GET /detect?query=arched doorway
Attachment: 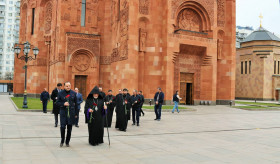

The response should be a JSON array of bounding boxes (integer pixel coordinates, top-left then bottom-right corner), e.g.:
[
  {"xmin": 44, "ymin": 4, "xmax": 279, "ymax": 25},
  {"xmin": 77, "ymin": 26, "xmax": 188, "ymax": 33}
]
[{"xmin": 69, "ymin": 49, "xmax": 99, "ymax": 99}]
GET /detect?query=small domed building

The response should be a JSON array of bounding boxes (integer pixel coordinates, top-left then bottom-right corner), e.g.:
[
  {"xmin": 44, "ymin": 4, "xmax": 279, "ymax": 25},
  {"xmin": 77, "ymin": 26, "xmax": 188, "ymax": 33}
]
[{"xmin": 236, "ymin": 26, "xmax": 280, "ymax": 100}]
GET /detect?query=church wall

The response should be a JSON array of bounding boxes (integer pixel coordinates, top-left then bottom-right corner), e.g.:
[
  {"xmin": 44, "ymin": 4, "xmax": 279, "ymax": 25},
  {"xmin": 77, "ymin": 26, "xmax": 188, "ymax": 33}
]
[{"xmin": 15, "ymin": 0, "xmax": 236, "ymax": 105}]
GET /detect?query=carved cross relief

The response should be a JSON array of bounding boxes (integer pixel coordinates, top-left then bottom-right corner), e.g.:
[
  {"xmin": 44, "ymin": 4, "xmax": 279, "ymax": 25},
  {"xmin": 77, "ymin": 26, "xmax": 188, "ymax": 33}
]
[{"xmin": 177, "ymin": 9, "xmax": 202, "ymax": 32}]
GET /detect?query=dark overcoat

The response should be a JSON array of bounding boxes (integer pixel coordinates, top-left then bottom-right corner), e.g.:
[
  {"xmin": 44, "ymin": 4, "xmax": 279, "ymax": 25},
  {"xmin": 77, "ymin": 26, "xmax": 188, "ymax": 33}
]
[
  {"xmin": 51, "ymin": 88, "xmax": 60, "ymax": 114},
  {"xmin": 56, "ymin": 89, "xmax": 79, "ymax": 127}
]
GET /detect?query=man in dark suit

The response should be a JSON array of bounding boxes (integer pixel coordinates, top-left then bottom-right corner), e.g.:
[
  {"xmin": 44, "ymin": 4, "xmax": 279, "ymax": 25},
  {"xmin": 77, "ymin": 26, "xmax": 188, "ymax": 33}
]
[
  {"xmin": 74, "ymin": 87, "xmax": 83, "ymax": 127},
  {"xmin": 56, "ymin": 82, "xmax": 78, "ymax": 147},
  {"xmin": 40, "ymin": 88, "xmax": 50, "ymax": 113},
  {"xmin": 154, "ymin": 87, "xmax": 164, "ymax": 121},
  {"xmin": 51, "ymin": 83, "xmax": 62, "ymax": 127},
  {"xmin": 131, "ymin": 89, "xmax": 141, "ymax": 126}
]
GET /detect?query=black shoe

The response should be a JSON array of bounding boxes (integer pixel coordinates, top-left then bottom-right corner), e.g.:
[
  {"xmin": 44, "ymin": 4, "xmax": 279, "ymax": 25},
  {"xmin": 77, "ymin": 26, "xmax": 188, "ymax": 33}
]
[
  {"xmin": 137, "ymin": 123, "xmax": 139, "ymax": 126},
  {"xmin": 132, "ymin": 123, "xmax": 135, "ymax": 125},
  {"xmin": 60, "ymin": 143, "xmax": 63, "ymax": 147},
  {"xmin": 75, "ymin": 125, "xmax": 79, "ymax": 128},
  {"xmin": 154, "ymin": 118, "xmax": 158, "ymax": 120},
  {"xmin": 54, "ymin": 124, "xmax": 57, "ymax": 127},
  {"xmin": 66, "ymin": 144, "xmax": 69, "ymax": 147},
  {"xmin": 143, "ymin": 113, "xmax": 145, "ymax": 116}
]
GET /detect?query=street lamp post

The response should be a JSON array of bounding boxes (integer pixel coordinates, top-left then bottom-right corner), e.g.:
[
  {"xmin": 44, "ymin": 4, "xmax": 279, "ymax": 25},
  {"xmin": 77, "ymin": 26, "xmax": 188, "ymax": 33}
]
[{"xmin": 14, "ymin": 41, "xmax": 39, "ymax": 108}]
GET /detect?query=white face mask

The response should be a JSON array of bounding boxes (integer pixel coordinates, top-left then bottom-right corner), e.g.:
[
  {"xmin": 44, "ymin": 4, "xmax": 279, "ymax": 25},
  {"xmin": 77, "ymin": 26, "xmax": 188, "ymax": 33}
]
[{"xmin": 94, "ymin": 96, "xmax": 98, "ymax": 99}]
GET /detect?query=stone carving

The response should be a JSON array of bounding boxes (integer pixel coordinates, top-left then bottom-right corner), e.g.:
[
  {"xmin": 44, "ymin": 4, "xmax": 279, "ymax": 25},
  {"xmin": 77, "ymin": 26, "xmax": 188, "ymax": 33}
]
[
  {"xmin": 44, "ymin": 2, "xmax": 52, "ymax": 34},
  {"xmin": 139, "ymin": 28, "xmax": 147, "ymax": 52},
  {"xmin": 111, "ymin": 48, "xmax": 119, "ymax": 63},
  {"xmin": 139, "ymin": 0, "xmax": 149, "ymax": 15},
  {"xmin": 172, "ymin": 0, "xmax": 213, "ymax": 24},
  {"xmin": 66, "ymin": 33, "xmax": 100, "ymax": 57},
  {"xmin": 177, "ymin": 9, "xmax": 201, "ymax": 32},
  {"xmin": 73, "ymin": 54, "xmax": 91, "ymax": 72},
  {"xmin": 100, "ymin": 56, "xmax": 111, "ymax": 65},
  {"xmin": 119, "ymin": 0, "xmax": 129, "ymax": 59},
  {"xmin": 217, "ymin": 0, "xmax": 225, "ymax": 27}
]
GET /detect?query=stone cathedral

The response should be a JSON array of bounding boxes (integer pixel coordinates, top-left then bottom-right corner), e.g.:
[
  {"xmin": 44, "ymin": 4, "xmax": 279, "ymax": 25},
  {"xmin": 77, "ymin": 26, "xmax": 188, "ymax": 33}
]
[{"xmin": 14, "ymin": 0, "xmax": 236, "ymax": 105}]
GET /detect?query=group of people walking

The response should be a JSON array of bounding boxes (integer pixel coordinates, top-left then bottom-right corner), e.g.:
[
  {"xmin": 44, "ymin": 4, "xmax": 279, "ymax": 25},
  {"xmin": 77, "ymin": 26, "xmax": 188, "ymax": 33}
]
[
  {"xmin": 40, "ymin": 82, "xmax": 188, "ymax": 147},
  {"xmin": 43, "ymin": 82, "xmax": 149, "ymax": 147}
]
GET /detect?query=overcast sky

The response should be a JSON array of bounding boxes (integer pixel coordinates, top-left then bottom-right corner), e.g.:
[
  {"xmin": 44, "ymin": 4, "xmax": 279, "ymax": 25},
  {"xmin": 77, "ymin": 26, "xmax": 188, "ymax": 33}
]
[{"xmin": 236, "ymin": 0, "xmax": 280, "ymax": 34}]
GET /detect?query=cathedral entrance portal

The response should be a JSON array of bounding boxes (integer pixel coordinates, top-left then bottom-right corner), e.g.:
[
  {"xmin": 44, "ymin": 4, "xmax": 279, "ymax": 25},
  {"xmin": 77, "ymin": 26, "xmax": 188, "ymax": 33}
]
[{"xmin": 180, "ymin": 73, "xmax": 194, "ymax": 105}]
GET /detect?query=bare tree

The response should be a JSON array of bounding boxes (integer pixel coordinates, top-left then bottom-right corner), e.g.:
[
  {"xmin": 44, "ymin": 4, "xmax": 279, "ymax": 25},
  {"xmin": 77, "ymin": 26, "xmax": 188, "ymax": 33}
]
[{"xmin": 4, "ymin": 72, "xmax": 13, "ymax": 80}]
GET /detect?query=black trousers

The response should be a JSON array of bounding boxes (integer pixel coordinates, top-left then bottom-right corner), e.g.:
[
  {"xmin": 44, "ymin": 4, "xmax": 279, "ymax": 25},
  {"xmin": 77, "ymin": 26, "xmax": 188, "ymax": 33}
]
[
  {"xmin": 54, "ymin": 113, "xmax": 59, "ymax": 125},
  {"xmin": 132, "ymin": 107, "xmax": 140, "ymax": 124},
  {"xmin": 75, "ymin": 110, "xmax": 80, "ymax": 125},
  {"xmin": 60, "ymin": 125, "xmax": 72, "ymax": 144},
  {"xmin": 42, "ymin": 101, "xmax": 48, "ymax": 112},
  {"xmin": 140, "ymin": 105, "xmax": 144, "ymax": 115}
]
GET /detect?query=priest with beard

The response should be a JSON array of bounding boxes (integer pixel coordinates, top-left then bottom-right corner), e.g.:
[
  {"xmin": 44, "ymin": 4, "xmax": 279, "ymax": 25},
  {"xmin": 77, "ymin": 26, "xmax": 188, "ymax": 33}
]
[
  {"xmin": 104, "ymin": 90, "xmax": 116, "ymax": 128},
  {"xmin": 115, "ymin": 88, "xmax": 131, "ymax": 132},
  {"xmin": 84, "ymin": 86, "xmax": 107, "ymax": 146}
]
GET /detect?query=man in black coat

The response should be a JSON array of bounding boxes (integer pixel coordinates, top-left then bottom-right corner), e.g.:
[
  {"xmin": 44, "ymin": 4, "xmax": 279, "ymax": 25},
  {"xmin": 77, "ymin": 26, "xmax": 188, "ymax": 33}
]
[
  {"xmin": 131, "ymin": 89, "xmax": 141, "ymax": 126},
  {"xmin": 56, "ymin": 82, "xmax": 78, "ymax": 147},
  {"xmin": 154, "ymin": 87, "xmax": 164, "ymax": 121},
  {"xmin": 115, "ymin": 89, "xmax": 122, "ymax": 129},
  {"xmin": 104, "ymin": 90, "xmax": 116, "ymax": 128},
  {"xmin": 99, "ymin": 87, "xmax": 106, "ymax": 100},
  {"xmin": 51, "ymin": 83, "xmax": 62, "ymax": 127},
  {"xmin": 115, "ymin": 88, "xmax": 131, "ymax": 132},
  {"xmin": 138, "ymin": 91, "xmax": 145, "ymax": 116},
  {"xmin": 40, "ymin": 88, "xmax": 50, "ymax": 113}
]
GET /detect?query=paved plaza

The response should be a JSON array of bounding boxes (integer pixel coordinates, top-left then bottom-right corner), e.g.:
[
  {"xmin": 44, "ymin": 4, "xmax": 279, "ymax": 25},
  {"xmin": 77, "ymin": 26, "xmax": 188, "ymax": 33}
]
[{"xmin": 1, "ymin": 95, "xmax": 280, "ymax": 164}]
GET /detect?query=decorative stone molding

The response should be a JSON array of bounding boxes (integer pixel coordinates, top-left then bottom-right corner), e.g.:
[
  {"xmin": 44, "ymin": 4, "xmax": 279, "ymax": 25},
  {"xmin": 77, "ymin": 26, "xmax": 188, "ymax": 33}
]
[{"xmin": 139, "ymin": 0, "xmax": 149, "ymax": 15}]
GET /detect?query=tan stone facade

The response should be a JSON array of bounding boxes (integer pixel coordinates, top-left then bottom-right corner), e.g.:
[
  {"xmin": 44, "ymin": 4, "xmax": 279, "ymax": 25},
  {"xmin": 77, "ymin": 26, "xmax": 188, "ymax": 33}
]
[
  {"xmin": 14, "ymin": 0, "xmax": 236, "ymax": 105},
  {"xmin": 236, "ymin": 38, "xmax": 280, "ymax": 100}
]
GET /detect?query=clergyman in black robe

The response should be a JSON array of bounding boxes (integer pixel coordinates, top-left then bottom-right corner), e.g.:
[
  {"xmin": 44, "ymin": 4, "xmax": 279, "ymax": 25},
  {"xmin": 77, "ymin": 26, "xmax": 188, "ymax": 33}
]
[
  {"xmin": 115, "ymin": 88, "xmax": 131, "ymax": 132},
  {"xmin": 104, "ymin": 90, "xmax": 116, "ymax": 128},
  {"xmin": 84, "ymin": 86, "xmax": 107, "ymax": 146}
]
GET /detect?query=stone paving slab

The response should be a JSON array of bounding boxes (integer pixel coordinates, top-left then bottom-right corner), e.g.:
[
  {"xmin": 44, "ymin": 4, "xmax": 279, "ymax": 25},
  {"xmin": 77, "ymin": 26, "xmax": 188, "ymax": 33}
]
[{"xmin": 1, "ymin": 95, "xmax": 280, "ymax": 163}]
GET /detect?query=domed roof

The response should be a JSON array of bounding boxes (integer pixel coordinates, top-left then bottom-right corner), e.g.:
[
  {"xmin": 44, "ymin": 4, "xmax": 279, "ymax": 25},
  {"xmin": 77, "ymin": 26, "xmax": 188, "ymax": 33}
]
[{"xmin": 242, "ymin": 26, "xmax": 280, "ymax": 43}]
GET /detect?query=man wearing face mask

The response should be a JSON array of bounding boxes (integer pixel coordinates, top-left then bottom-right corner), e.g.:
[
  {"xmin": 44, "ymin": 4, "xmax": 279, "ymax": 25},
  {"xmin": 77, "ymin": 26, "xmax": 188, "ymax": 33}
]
[
  {"xmin": 56, "ymin": 82, "xmax": 78, "ymax": 147},
  {"xmin": 84, "ymin": 86, "xmax": 107, "ymax": 146},
  {"xmin": 115, "ymin": 88, "xmax": 131, "ymax": 132}
]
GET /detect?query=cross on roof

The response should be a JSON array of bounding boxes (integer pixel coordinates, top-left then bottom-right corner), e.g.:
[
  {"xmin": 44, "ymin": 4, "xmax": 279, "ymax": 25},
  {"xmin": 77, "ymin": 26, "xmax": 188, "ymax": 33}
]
[{"xmin": 259, "ymin": 13, "xmax": 263, "ymax": 27}]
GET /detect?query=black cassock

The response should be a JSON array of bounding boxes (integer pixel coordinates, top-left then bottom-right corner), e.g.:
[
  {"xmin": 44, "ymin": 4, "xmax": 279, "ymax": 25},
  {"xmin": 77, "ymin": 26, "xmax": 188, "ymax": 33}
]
[
  {"xmin": 84, "ymin": 96, "xmax": 105, "ymax": 145},
  {"xmin": 115, "ymin": 93, "xmax": 131, "ymax": 131},
  {"xmin": 104, "ymin": 95, "xmax": 116, "ymax": 127}
]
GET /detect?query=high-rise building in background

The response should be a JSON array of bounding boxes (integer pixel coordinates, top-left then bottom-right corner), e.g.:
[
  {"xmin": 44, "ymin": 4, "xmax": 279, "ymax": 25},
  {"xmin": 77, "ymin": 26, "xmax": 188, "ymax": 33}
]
[{"xmin": 0, "ymin": 0, "xmax": 20, "ymax": 80}]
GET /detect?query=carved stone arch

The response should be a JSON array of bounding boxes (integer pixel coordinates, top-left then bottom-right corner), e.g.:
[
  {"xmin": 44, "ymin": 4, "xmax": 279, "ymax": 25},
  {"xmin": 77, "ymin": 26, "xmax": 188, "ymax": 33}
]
[
  {"xmin": 138, "ymin": 17, "xmax": 149, "ymax": 52},
  {"xmin": 69, "ymin": 49, "xmax": 98, "ymax": 72},
  {"xmin": 175, "ymin": 1, "xmax": 211, "ymax": 32}
]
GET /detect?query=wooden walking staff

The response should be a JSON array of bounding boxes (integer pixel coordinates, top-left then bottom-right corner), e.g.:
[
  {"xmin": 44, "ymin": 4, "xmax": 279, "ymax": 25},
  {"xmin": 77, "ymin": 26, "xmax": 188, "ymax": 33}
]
[{"xmin": 104, "ymin": 102, "xmax": 110, "ymax": 146}]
